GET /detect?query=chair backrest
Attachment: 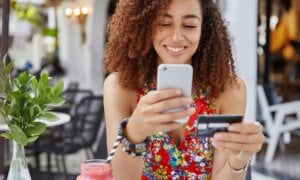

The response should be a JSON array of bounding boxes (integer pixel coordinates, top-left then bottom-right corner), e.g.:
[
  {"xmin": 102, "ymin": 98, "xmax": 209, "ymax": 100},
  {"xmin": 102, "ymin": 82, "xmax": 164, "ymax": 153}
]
[
  {"xmin": 94, "ymin": 123, "xmax": 107, "ymax": 159},
  {"xmin": 257, "ymin": 85, "xmax": 273, "ymax": 134},
  {"xmin": 61, "ymin": 82, "xmax": 79, "ymax": 104},
  {"xmin": 74, "ymin": 96, "xmax": 104, "ymax": 148},
  {"xmin": 68, "ymin": 90, "xmax": 93, "ymax": 116}
]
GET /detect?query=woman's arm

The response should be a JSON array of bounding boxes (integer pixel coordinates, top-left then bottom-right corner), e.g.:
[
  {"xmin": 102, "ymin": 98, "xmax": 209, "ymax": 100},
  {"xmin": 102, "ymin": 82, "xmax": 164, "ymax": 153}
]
[
  {"xmin": 212, "ymin": 78, "xmax": 265, "ymax": 180},
  {"xmin": 104, "ymin": 73, "xmax": 143, "ymax": 179}
]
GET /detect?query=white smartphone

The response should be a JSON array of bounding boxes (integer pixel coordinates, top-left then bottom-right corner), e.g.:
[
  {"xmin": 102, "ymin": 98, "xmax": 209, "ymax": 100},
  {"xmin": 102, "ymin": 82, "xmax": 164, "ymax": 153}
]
[{"xmin": 157, "ymin": 64, "xmax": 193, "ymax": 123}]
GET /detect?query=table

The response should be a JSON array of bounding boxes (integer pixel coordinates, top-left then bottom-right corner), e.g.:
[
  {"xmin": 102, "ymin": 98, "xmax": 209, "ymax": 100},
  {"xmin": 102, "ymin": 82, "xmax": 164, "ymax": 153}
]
[{"xmin": 0, "ymin": 112, "xmax": 71, "ymax": 131}]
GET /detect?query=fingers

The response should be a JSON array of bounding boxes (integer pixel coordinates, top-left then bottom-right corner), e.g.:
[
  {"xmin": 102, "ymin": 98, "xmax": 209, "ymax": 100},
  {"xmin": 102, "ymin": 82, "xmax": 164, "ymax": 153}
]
[
  {"xmin": 228, "ymin": 121, "xmax": 264, "ymax": 134},
  {"xmin": 151, "ymin": 96, "xmax": 194, "ymax": 113},
  {"xmin": 131, "ymin": 88, "xmax": 196, "ymax": 137},
  {"xmin": 212, "ymin": 138, "xmax": 261, "ymax": 152},
  {"xmin": 142, "ymin": 89, "xmax": 183, "ymax": 104},
  {"xmin": 212, "ymin": 138, "xmax": 263, "ymax": 160},
  {"xmin": 151, "ymin": 107, "xmax": 195, "ymax": 123},
  {"xmin": 213, "ymin": 132, "xmax": 264, "ymax": 144},
  {"xmin": 153, "ymin": 122, "xmax": 185, "ymax": 132},
  {"xmin": 211, "ymin": 121, "xmax": 265, "ymax": 158}
]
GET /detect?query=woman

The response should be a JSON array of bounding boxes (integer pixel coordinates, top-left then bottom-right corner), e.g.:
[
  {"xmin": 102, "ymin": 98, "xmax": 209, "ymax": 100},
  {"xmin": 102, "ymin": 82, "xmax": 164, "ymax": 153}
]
[{"xmin": 104, "ymin": 0, "xmax": 265, "ymax": 179}]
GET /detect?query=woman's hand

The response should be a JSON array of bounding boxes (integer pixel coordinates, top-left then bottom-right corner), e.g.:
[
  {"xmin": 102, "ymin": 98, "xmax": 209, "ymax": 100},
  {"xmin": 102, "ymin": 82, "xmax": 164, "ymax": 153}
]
[
  {"xmin": 126, "ymin": 88, "xmax": 195, "ymax": 143},
  {"xmin": 211, "ymin": 121, "xmax": 265, "ymax": 163}
]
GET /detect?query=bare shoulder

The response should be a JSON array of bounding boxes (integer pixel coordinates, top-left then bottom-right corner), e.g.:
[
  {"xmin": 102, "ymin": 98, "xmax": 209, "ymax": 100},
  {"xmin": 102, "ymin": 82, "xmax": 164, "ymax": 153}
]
[
  {"xmin": 103, "ymin": 73, "xmax": 136, "ymax": 115},
  {"xmin": 104, "ymin": 73, "xmax": 134, "ymax": 96},
  {"xmin": 104, "ymin": 72, "xmax": 122, "ymax": 90},
  {"xmin": 224, "ymin": 77, "xmax": 246, "ymax": 96},
  {"xmin": 215, "ymin": 77, "xmax": 247, "ymax": 114}
]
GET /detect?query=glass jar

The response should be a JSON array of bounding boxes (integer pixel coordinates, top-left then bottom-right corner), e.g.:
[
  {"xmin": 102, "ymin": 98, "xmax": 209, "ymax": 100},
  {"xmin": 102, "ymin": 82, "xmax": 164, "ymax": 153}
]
[
  {"xmin": 7, "ymin": 140, "xmax": 31, "ymax": 180},
  {"xmin": 77, "ymin": 159, "xmax": 114, "ymax": 180}
]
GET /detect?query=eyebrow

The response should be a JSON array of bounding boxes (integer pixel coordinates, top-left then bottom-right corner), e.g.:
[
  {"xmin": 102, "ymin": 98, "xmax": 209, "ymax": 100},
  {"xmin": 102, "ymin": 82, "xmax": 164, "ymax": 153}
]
[{"xmin": 164, "ymin": 14, "xmax": 201, "ymax": 20}]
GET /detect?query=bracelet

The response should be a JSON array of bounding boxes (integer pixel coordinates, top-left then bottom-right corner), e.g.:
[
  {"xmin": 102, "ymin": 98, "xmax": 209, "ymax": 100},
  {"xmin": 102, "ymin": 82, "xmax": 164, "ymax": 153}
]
[
  {"xmin": 227, "ymin": 156, "xmax": 252, "ymax": 174},
  {"xmin": 118, "ymin": 118, "xmax": 149, "ymax": 157}
]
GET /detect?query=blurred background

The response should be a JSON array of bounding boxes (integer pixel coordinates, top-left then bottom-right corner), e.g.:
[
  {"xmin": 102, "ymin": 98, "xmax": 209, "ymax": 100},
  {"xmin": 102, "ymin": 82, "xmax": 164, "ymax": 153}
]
[{"xmin": 1, "ymin": 0, "xmax": 300, "ymax": 179}]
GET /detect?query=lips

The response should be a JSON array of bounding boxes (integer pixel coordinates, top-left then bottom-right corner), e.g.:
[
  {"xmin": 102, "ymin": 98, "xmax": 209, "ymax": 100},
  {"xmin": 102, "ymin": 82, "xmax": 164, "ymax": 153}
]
[{"xmin": 165, "ymin": 46, "xmax": 186, "ymax": 56}]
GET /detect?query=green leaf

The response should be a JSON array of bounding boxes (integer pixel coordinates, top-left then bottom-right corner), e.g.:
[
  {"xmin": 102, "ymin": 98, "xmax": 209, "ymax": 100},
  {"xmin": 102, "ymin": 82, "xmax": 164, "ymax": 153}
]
[
  {"xmin": 0, "ymin": 110, "xmax": 6, "ymax": 124},
  {"xmin": 0, "ymin": 92, "xmax": 7, "ymax": 99},
  {"xmin": 28, "ymin": 106, "xmax": 35, "ymax": 119},
  {"xmin": 0, "ymin": 58, "xmax": 3, "ymax": 69},
  {"xmin": 25, "ymin": 122, "xmax": 46, "ymax": 136},
  {"xmin": 18, "ymin": 71, "xmax": 28, "ymax": 85},
  {"xmin": 37, "ymin": 112, "xmax": 58, "ymax": 122},
  {"xmin": 27, "ymin": 136, "xmax": 39, "ymax": 143},
  {"xmin": 4, "ymin": 61, "xmax": 14, "ymax": 75},
  {"xmin": 1, "ymin": 58, "xmax": 65, "ymax": 147},
  {"xmin": 47, "ymin": 97, "xmax": 65, "ymax": 106},
  {"xmin": 52, "ymin": 80, "xmax": 64, "ymax": 96},
  {"xmin": 9, "ymin": 104, "xmax": 21, "ymax": 118},
  {"xmin": 9, "ymin": 124, "xmax": 28, "ymax": 146},
  {"xmin": 24, "ymin": 74, "xmax": 36, "ymax": 91},
  {"xmin": 40, "ymin": 71, "xmax": 49, "ymax": 85},
  {"xmin": 32, "ymin": 104, "xmax": 42, "ymax": 116},
  {"xmin": 37, "ymin": 79, "xmax": 47, "ymax": 102},
  {"xmin": 0, "ymin": 79, "xmax": 5, "ymax": 92},
  {"xmin": 0, "ymin": 132, "xmax": 12, "ymax": 140},
  {"xmin": 31, "ymin": 78, "xmax": 38, "ymax": 96}
]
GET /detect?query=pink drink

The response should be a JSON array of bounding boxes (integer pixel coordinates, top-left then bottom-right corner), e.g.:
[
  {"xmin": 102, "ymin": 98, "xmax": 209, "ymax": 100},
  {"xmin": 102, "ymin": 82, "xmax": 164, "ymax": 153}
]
[{"xmin": 77, "ymin": 159, "xmax": 115, "ymax": 180}]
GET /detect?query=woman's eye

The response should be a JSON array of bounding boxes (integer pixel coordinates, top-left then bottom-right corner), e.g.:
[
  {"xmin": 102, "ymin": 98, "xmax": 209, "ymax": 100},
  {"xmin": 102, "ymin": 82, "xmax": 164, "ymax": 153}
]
[
  {"xmin": 183, "ymin": 25, "xmax": 197, "ymax": 28},
  {"xmin": 159, "ymin": 24, "xmax": 171, "ymax": 27}
]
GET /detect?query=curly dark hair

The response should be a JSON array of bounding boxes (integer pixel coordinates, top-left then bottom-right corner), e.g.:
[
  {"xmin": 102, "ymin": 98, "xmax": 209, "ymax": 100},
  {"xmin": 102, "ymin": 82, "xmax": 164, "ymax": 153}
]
[{"xmin": 104, "ymin": 0, "xmax": 238, "ymax": 95}]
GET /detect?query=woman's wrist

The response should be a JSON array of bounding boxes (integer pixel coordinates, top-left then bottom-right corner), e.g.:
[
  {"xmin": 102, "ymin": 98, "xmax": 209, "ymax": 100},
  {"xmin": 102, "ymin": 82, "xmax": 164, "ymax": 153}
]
[
  {"xmin": 118, "ymin": 118, "xmax": 149, "ymax": 157},
  {"xmin": 125, "ymin": 118, "xmax": 148, "ymax": 144},
  {"xmin": 227, "ymin": 154, "xmax": 252, "ymax": 173}
]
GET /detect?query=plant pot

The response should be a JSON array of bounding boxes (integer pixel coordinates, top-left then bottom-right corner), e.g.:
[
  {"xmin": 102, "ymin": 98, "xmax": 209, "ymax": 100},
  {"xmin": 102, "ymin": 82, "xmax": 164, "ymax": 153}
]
[{"xmin": 7, "ymin": 140, "xmax": 31, "ymax": 180}]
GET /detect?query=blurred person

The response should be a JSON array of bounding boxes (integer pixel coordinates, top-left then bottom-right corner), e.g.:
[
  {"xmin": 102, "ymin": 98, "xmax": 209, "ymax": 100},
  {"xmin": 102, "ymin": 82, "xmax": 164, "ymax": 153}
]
[{"xmin": 104, "ymin": 0, "xmax": 265, "ymax": 179}]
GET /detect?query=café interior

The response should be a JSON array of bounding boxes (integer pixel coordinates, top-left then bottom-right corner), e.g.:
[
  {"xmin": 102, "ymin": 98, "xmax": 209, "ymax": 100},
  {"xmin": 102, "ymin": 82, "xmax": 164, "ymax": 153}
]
[{"xmin": 1, "ymin": 0, "xmax": 300, "ymax": 179}]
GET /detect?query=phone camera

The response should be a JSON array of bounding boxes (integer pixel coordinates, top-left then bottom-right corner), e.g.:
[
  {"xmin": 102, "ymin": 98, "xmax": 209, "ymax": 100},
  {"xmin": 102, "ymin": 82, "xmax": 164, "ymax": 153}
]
[{"xmin": 163, "ymin": 67, "xmax": 167, "ymax": 70}]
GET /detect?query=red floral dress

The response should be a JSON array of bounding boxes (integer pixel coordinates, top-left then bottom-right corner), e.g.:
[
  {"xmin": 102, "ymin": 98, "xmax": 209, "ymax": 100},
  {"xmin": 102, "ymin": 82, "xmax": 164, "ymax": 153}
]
[{"xmin": 138, "ymin": 84, "xmax": 217, "ymax": 180}]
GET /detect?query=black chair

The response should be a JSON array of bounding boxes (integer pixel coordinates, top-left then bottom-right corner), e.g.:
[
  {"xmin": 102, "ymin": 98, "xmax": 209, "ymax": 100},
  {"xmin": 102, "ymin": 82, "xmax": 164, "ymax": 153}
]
[
  {"xmin": 36, "ymin": 95, "xmax": 104, "ymax": 177},
  {"xmin": 25, "ymin": 90, "xmax": 94, "ymax": 170},
  {"xmin": 50, "ymin": 90, "xmax": 94, "ymax": 140},
  {"xmin": 52, "ymin": 82, "xmax": 79, "ymax": 113},
  {"xmin": 94, "ymin": 123, "xmax": 107, "ymax": 159}
]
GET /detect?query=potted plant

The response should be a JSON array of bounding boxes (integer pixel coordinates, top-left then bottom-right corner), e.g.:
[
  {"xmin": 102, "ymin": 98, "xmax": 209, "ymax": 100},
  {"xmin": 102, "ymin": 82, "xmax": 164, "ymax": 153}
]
[{"xmin": 0, "ymin": 56, "xmax": 64, "ymax": 180}]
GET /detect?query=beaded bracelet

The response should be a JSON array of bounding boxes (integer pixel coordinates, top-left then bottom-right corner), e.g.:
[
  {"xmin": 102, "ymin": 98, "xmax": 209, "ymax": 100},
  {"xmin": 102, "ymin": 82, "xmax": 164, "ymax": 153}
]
[
  {"xmin": 227, "ymin": 156, "xmax": 252, "ymax": 174},
  {"xmin": 118, "ymin": 118, "xmax": 149, "ymax": 157}
]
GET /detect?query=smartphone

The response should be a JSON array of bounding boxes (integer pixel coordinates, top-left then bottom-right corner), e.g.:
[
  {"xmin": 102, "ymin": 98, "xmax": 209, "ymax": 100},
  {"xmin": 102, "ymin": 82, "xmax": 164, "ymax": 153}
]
[
  {"xmin": 197, "ymin": 114, "xmax": 243, "ymax": 137},
  {"xmin": 157, "ymin": 64, "xmax": 193, "ymax": 123}
]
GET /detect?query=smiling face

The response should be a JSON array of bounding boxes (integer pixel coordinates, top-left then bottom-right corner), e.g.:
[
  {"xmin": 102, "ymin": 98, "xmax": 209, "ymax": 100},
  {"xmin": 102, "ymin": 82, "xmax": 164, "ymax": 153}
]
[{"xmin": 152, "ymin": 0, "xmax": 202, "ymax": 65}]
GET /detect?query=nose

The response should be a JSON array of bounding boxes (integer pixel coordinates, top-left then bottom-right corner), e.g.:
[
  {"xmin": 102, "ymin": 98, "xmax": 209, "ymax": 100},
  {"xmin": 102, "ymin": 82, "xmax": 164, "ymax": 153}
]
[{"xmin": 172, "ymin": 26, "xmax": 184, "ymax": 41}]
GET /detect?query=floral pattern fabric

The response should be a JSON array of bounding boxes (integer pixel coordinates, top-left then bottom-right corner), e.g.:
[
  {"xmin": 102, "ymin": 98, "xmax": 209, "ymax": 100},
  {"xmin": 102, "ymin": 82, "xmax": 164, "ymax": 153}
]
[{"xmin": 138, "ymin": 84, "xmax": 217, "ymax": 180}]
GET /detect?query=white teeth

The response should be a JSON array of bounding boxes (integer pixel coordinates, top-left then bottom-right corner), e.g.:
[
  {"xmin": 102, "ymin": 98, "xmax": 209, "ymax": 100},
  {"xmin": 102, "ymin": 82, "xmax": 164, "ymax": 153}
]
[{"xmin": 167, "ymin": 46, "xmax": 184, "ymax": 52}]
